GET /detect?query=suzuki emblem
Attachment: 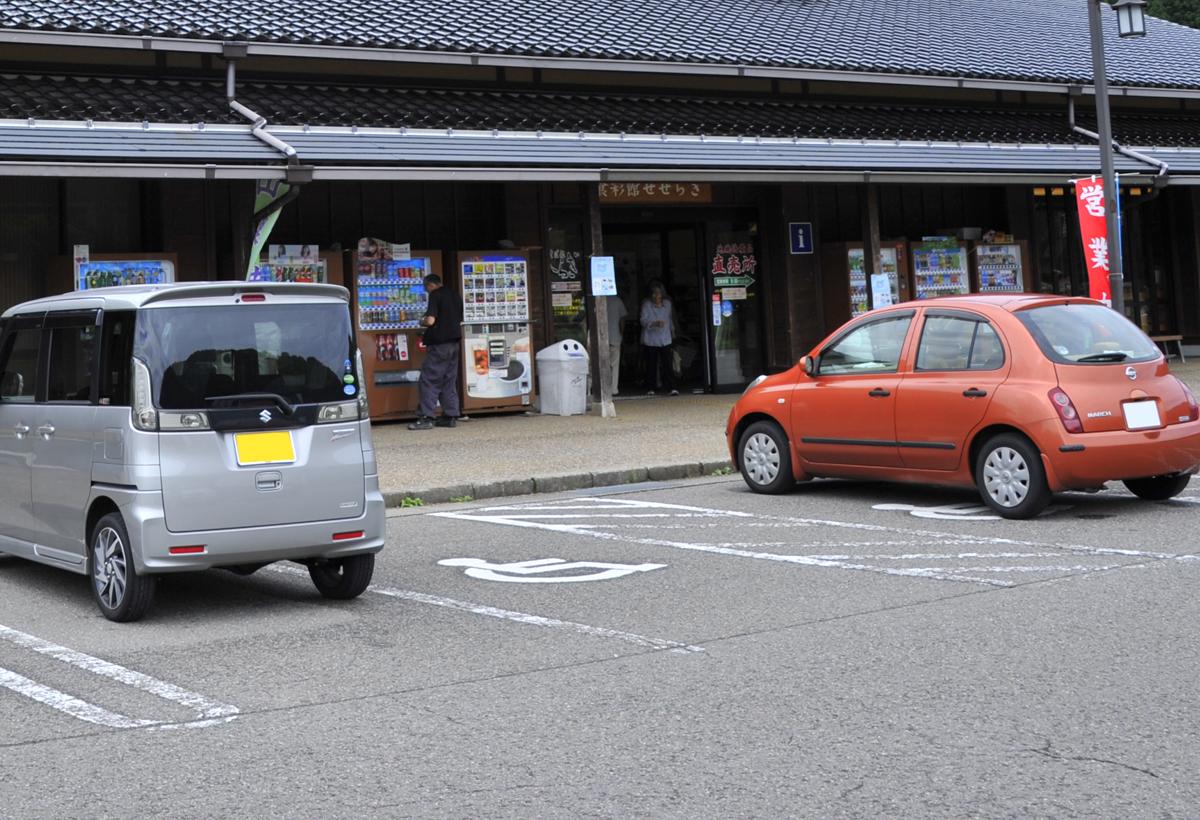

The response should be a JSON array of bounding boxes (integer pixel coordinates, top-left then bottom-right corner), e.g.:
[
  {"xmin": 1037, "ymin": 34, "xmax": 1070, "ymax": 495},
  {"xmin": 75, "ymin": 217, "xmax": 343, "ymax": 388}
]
[
  {"xmin": 259, "ymin": 409, "xmax": 272, "ymax": 423},
  {"xmin": 1125, "ymin": 366, "xmax": 1137, "ymax": 381}
]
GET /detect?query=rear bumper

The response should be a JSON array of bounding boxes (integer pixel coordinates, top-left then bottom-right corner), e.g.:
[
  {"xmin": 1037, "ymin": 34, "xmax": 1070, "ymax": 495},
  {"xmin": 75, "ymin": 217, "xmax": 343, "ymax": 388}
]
[
  {"xmin": 1034, "ymin": 418, "xmax": 1200, "ymax": 489},
  {"xmin": 107, "ymin": 476, "xmax": 386, "ymax": 574}
]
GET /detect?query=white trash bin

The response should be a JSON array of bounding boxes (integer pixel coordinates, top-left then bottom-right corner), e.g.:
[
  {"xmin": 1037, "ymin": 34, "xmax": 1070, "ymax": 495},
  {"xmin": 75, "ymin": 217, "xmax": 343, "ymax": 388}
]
[{"xmin": 536, "ymin": 340, "xmax": 589, "ymax": 415}]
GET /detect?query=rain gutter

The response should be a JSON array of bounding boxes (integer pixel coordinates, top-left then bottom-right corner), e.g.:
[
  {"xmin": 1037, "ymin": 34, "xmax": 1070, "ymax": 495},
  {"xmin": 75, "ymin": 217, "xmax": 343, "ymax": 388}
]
[{"xmin": 1068, "ymin": 87, "xmax": 1169, "ymax": 191}]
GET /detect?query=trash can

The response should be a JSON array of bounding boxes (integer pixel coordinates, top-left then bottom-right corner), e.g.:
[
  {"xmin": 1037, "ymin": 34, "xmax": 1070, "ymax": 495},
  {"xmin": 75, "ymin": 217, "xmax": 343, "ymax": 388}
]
[{"xmin": 536, "ymin": 340, "xmax": 589, "ymax": 415}]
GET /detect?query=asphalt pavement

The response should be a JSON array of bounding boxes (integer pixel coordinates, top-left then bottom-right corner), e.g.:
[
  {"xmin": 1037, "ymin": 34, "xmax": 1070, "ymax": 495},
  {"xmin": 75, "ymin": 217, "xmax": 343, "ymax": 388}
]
[{"xmin": 2, "ymin": 475, "xmax": 1199, "ymax": 817}]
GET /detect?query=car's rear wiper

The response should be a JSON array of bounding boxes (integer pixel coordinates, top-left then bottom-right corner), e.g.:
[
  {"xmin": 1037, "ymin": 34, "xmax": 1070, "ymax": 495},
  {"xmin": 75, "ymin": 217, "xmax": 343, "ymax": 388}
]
[
  {"xmin": 204, "ymin": 392, "xmax": 295, "ymax": 416},
  {"xmin": 1076, "ymin": 352, "xmax": 1129, "ymax": 362}
]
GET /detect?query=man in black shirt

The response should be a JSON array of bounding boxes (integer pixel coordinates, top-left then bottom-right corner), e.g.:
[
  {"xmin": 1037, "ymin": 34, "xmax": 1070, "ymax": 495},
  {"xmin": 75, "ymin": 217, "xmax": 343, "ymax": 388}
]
[{"xmin": 408, "ymin": 273, "xmax": 464, "ymax": 430}]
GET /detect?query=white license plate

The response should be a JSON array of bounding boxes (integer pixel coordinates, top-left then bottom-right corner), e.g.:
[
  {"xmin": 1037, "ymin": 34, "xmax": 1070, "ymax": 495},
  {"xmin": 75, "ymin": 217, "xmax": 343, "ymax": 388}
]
[{"xmin": 1122, "ymin": 400, "xmax": 1162, "ymax": 430}]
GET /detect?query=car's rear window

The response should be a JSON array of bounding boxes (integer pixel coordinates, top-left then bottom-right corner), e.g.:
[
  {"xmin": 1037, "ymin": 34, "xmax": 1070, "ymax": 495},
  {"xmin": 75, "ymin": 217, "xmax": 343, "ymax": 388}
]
[
  {"xmin": 134, "ymin": 303, "xmax": 356, "ymax": 410},
  {"xmin": 1016, "ymin": 303, "xmax": 1160, "ymax": 365}
]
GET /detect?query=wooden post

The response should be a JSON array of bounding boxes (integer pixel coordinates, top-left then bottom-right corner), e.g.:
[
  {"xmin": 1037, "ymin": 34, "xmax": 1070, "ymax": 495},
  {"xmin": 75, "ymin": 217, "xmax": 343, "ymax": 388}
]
[
  {"xmin": 862, "ymin": 183, "xmax": 883, "ymax": 307},
  {"xmin": 587, "ymin": 183, "xmax": 616, "ymax": 418}
]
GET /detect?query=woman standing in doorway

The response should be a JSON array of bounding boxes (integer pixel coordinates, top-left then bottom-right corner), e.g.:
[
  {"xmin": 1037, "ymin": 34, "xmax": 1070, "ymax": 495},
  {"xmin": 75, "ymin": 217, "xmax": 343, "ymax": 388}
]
[{"xmin": 640, "ymin": 281, "xmax": 678, "ymax": 396}]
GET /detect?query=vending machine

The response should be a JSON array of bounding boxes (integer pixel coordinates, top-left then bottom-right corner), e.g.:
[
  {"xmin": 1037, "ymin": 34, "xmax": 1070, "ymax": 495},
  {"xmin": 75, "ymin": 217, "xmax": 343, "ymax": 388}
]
[
  {"xmin": 972, "ymin": 240, "xmax": 1031, "ymax": 294},
  {"xmin": 77, "ymin": 257, "xmax": 175, "ymax": 290},
  {"xmin": 820, "ymin": 241, "xmax": 911, "ymax": 326},
  {"xmin": 458, "ymin": 250, "xmax": 535, "ymax": 413},
  {"xmin": 909, "ymin": 238, "xmax": 971, "ymax": 299},
  {"xmin": 249, "ymin": 245, "xmax": 345, "ymax": 287},
  {"xmin": 353, "ymin": 244, "xmax": 442, "ymax": 421}
]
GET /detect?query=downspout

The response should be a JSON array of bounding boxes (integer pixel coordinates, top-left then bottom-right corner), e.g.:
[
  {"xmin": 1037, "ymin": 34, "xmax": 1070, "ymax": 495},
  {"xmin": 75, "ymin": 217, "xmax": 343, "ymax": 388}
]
[
  {"xmin": 224, "ymin": 42, "xmax": 310, "ymax": 182},
  {"xmin": 1068, "ymin": 87, "xmax": 1168, "ymax": 197}
]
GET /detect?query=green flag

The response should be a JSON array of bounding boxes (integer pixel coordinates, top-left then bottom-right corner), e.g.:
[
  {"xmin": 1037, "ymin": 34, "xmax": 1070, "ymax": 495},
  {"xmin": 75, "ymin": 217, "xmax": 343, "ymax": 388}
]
[{"xmin": 246, "ymin": 179, "xmax": 292, "ymax": 279}]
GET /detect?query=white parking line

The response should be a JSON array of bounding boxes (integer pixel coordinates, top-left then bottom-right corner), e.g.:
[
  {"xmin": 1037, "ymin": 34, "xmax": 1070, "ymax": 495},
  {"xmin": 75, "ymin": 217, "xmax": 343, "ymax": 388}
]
[
  {"xmin": 266, "ymin": 565, "xmax": 704, "ymax": 654},
  {"xmin": 435, "ymin": 497, "xmax": 1180, "ymax": 587},
  {"xmin": 0, "ymin": 624, "xmax": 239, "ymax": 732}
]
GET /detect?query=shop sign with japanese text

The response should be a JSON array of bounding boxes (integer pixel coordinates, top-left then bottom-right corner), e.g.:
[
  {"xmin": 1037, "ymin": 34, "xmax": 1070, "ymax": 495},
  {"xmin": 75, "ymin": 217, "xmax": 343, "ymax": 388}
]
[
  {"xmin": 599, "ymin": 182, "xmax": 712, "ymax": 204},
  {"xmin": 711, "ymin": 243, "xmax": 757, "ymax": 286},
  {"xmin": 1073, "ymin": 177, "xmax": 1113, "ymax": 305}
]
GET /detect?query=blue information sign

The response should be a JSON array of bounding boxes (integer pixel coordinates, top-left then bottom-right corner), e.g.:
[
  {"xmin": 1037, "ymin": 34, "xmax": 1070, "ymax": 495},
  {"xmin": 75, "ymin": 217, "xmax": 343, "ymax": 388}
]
[{"xmin": 788, "ymin": 222, "xmax": 814, "ymax": 255}]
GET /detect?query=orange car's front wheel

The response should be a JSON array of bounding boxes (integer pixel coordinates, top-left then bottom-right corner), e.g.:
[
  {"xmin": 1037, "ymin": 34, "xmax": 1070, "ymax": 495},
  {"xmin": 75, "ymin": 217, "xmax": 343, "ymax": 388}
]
[{"xmin": 738, "ymin": 420, "xmax": 794, "ymax": 495}]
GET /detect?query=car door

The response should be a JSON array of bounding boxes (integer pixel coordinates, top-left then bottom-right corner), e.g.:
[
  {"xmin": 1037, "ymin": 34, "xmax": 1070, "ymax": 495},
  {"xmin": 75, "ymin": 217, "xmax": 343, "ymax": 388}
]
[
  {"xmin": 895, "ymin": 310, "xmax": 1010, "ymax": 471},
  {"xmin": 30, "ymin": 311, "xmax": 99, "ymax": 562},
  {"xmin": 793, "ymin": 311, "xmax": 914, "ymax": 468},
  {"xmin": 0, "ymin": 315, "xmax": 44, "ymax": 547}
]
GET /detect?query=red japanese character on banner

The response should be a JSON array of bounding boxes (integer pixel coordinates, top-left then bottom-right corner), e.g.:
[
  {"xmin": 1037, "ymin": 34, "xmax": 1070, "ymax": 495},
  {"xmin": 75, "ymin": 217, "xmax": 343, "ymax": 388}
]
[
  {"xmin": 726, "ymin": 254, "xmax": 742, "ymax": 275},
  {"xmin": 741, "ymin": 255, "xmax": 757, "ymax": 275},
  {"xmin": 711, "ymin": 253, "xmax": 726, "ymax": 275},
  {"xmin": 1074, "ymin": 176, "xmax": 1114, "ymax": 305}
]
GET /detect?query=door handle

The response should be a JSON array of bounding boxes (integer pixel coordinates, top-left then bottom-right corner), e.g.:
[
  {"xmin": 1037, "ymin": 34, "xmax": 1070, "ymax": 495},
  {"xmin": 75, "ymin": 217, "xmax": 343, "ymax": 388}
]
[
  {"xmin": 962, "ymin": 388, "xmax": 988, "ymax": 398},
  {"xmin": 868, "ymin": 388, "xmax": 891, "ymax": 398},
  {"xmin": 13, "ymin": 423, "xmax": 29, "ymax": 438},
  {"xmin": 37, "ymin": 424, "xmax": 55, "ymax": 439}
]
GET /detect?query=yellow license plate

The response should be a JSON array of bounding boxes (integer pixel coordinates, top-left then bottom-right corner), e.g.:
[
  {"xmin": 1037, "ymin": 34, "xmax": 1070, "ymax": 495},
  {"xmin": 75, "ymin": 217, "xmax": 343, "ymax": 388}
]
[{"xmin": 234, "ymin": 431, "xmax": 296, "ymax": 466}]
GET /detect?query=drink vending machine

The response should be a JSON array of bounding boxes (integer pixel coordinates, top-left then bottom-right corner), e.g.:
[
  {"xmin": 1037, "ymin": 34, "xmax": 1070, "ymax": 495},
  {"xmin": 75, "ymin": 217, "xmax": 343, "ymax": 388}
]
[
  {"xmin": 458, "ymin": 250, "xmax": 535, "ymax": 414},
  {"xmin": 819, "ymin": 241, "xmax": 910, "ymax": 326},
  {"xmin": 353, "ymin": 243, "xmax": 442, "ymax": 421},
  {"xmin": 909, "ymin": 238, "xmax": 971, "ymax": 299}
]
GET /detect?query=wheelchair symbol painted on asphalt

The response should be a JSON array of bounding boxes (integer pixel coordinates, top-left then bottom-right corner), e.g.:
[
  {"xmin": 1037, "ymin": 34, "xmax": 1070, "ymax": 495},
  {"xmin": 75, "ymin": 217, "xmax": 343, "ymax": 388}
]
[
  {"xmin": 873, "ymin": 502, "xmax": 1000, "ymax": 520},
  {"xmin": 438, "ymin": 558, "xmax": 667, "ymax": 583}
]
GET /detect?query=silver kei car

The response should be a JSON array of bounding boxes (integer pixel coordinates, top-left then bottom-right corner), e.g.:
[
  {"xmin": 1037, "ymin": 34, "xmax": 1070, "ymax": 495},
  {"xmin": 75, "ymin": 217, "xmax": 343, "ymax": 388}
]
[{"xmin": 0, "ymin": 282, "xmax": 386, "ymax": 621}]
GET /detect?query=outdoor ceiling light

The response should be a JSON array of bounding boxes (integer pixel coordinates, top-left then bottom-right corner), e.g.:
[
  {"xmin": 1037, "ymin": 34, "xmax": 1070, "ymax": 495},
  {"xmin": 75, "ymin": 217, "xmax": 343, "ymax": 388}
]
[{"xmin": 1112, "ymin": 0, "xmax": 1147, "ymax": 38}]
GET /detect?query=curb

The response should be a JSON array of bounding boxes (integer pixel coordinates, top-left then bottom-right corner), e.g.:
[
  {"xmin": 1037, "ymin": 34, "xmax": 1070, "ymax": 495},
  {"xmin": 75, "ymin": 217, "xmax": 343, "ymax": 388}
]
[{"xmin": 382, "ymin": 459, "xmax": 734, "ymax": 507}]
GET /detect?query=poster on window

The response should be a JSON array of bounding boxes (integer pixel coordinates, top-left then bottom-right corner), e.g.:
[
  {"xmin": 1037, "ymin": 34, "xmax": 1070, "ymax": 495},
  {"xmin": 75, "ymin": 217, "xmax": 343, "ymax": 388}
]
[{"xmin": 1074, "ymin": 177, "xmax": 1114, "ymax": 306}]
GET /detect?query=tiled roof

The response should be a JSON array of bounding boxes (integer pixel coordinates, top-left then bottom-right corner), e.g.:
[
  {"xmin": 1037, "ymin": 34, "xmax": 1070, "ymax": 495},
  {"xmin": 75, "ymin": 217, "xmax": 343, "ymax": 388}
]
[
  {"xmin": 2, "ymin": 1, "xmax": 1200, "ymax": 89},
  {"xmin": 5, "ymin": 75, "xmax": 1200, "ymax": 148}
]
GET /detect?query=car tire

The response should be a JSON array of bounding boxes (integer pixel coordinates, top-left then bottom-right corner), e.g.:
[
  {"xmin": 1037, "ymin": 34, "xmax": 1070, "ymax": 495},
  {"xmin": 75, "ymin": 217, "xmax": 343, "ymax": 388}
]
[
  {"xmin": 89, "ymin": 512, "xmax": 156, "ymax": 622},
  {"xmin": 738, "ymin": 420, "xmax": 794, "ymax": 494},
  {"xmin": 975, "ymin": 433, "xmax": 1051, "ymax": 520},
  {"xmin": 1123, "ymin": 472, "xmax": 1192, "ymax": 501},
  {"xmin": 308, "ymin": 554, "xmax": 375, "ymax": 600}
]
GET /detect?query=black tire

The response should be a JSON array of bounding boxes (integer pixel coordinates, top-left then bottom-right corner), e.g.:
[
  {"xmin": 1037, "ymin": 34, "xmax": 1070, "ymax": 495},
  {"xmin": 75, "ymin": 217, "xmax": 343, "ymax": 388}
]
[
  {"xmin": 737, "ymin": 420, "xmax": 794, "ymax": 495},
  {"xmin": 308, "ymin": 554, "xmax": 375, "ymax": 600},
  {"xmin": 1124, "ymin": 472, "xmax": 1192, "ymax": 501},
  {"xmin": 975, "ymin": 433, "xmax": 1051, "ymax": 520},
  {"xmin": 89, "ymin": 512, "xmax": 155, "ymax": 622}
]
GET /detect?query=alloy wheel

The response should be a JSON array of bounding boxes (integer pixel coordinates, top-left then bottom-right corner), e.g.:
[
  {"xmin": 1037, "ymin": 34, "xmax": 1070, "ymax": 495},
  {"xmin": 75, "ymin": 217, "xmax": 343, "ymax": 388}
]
[
  {"xmin": 92, "ymin": 526, "xmax": 127, "ymax": 610},
  {"xmin": 982, "ymin": 446, "xmax": 1030, "ymax": 508},
  {"xmin": 743, "ymin": 432, "xmax": 781, "ymax": 486}
]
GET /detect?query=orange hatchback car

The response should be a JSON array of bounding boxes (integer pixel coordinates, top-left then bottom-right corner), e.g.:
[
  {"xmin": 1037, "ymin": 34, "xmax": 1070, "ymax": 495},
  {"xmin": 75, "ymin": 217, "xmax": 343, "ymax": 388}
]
[{"xmin": 727, "ymin": 295, "xmax": 1200, "ymax": 518}]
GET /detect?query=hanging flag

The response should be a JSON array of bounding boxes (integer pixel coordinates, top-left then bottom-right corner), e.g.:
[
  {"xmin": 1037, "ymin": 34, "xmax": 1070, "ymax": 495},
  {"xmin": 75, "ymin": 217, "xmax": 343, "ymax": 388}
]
[
  {"xmin": 1073, "ymin": 176, "xmax": 1113, "ymax": 306},
  {"xmin": 246, "ymin": 179, "xmax": 293, "ymax": 280}
]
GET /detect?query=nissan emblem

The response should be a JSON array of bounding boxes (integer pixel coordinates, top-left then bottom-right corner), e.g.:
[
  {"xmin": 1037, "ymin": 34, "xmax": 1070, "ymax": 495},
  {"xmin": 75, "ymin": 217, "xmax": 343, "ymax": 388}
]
[{"xmin": 1125, "ymin": 366, "xmax": 1137, "ymax": 381}]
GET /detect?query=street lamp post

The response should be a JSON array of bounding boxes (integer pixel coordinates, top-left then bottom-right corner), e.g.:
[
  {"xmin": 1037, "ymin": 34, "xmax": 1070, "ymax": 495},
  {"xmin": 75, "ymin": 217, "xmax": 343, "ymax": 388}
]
[{"xmin": 1086, "ymin": 0, "xmax": 1146, "ymax": 316}]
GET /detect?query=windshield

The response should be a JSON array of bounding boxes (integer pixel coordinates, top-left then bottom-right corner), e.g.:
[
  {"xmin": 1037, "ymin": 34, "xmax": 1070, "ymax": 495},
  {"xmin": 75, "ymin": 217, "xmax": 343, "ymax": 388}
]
[
  {"xmin": 1016, "ymin": 303, "xmax": 1160, "ymax": 365},
  {"xmin": 135, "ymin": 303, "xmax": 356, "ymax": 410}
]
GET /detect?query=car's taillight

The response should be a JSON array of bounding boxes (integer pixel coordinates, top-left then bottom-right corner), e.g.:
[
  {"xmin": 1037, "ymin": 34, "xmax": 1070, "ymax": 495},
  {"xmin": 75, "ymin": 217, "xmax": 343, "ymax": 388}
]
[
  {"xmin": 1176, "ymin": 377, "xmax": 1199, "ymax": 421},
  {"xmin": 1049, "ymin": 387, "xmax": 1083, "ymax": 433},
  {"xmin": 130, "ymin": 356, "xmax": 158, "ymax": 432}
]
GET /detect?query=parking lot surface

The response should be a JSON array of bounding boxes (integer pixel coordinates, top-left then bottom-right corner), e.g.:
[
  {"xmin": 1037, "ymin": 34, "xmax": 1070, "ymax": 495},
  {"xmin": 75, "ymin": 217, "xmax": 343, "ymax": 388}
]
[{"xmin": 2, "ymin": 476, "xmax": 1199, "ymax": 817}]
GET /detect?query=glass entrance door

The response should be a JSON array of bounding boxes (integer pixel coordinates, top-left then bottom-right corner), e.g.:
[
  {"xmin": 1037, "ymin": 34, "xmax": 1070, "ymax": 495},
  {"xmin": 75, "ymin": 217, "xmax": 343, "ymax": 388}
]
[
  {"xmin": 606, "ymin": 226, "xmax": 709, "ymax": 393},
  {"xmin": 706, "ymin": 223, "xmax": 764, "ymax": 390}
]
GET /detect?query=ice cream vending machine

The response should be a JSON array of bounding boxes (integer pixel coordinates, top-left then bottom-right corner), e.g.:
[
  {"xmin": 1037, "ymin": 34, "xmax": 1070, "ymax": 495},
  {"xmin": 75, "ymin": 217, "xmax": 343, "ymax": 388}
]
[
  {"xmin": 458, "ymin": 250, "xmax": 535, "ymax": 414},
  {"xmin": 972, "ymin": 240, "xmax": 1031, "ymax": 293}
]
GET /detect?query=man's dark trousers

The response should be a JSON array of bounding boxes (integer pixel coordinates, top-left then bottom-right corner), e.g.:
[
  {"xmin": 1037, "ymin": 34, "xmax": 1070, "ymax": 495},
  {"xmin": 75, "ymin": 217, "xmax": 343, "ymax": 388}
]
[{"xmin": 418, "ymin": 341, "xmax": 462, "ymax": 418}]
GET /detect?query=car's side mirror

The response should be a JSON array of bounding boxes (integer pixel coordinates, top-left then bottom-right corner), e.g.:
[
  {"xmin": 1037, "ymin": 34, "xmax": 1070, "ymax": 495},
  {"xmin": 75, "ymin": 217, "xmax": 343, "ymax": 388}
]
[{"xmin": 800, "ymin": 356, "xmax": 814, "ymax": 376}]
